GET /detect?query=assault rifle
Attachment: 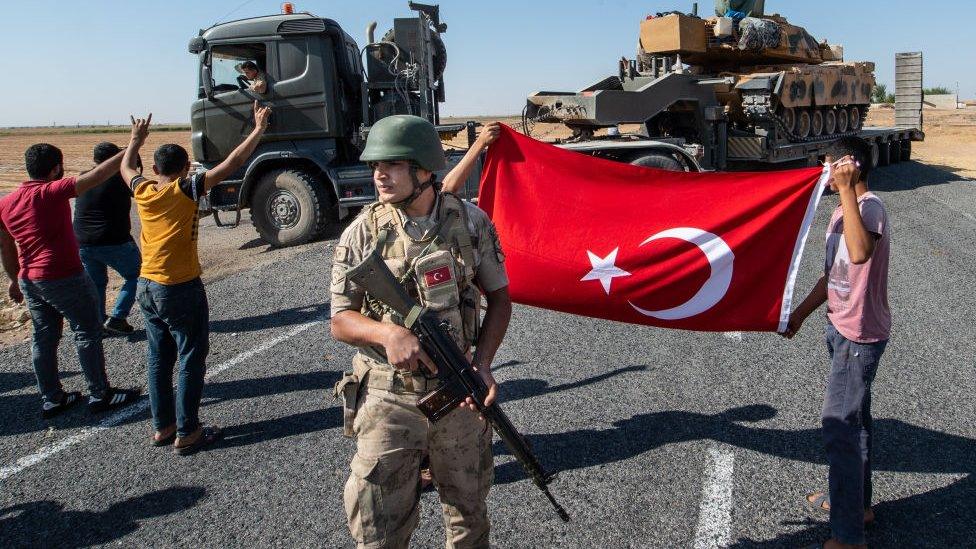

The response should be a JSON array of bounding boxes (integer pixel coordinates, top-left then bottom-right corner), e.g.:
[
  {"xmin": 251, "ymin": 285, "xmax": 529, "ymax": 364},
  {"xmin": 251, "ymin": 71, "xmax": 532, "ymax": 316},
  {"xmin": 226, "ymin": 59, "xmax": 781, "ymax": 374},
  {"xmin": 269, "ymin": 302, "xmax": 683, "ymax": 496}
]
[{"xmin": 346, "ymin": 239, "xmax": 571, "ymax": 522}]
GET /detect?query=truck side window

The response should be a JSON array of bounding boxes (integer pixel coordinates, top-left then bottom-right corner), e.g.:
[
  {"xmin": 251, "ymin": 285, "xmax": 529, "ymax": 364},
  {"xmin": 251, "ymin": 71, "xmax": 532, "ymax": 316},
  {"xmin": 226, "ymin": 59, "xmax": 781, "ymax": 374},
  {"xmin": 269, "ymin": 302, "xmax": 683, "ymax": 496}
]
[
  {"xmin": 210, "ymin": 43, "xmax": 268, "ymax": 95},
  {"xmin": 277, "ymin": 39, "xmax": 308, "ymax": 82}
]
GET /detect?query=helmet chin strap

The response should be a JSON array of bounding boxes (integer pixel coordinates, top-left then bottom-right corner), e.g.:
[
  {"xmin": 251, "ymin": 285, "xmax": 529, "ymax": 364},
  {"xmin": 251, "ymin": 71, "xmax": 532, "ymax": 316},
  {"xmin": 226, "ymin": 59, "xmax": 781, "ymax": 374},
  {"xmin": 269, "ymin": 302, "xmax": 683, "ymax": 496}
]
[{"xmin": 391, "ymin": 166, "xmax": 437, "ymax": 210}]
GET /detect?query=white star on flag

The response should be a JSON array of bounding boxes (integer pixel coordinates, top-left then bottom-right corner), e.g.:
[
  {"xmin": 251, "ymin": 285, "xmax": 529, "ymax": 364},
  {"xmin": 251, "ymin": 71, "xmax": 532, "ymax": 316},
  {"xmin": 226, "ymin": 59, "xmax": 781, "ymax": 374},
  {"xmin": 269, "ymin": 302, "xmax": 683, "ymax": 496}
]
[{"xmin": 581, "ymin": 248, "xmax": 631, "ymax": 295}]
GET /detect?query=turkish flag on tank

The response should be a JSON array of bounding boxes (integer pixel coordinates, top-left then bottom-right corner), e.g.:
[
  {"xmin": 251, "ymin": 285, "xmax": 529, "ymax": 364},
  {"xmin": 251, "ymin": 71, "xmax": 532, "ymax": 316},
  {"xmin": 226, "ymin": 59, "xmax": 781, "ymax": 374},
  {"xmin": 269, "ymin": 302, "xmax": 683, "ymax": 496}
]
[{"xmin": 477, "ymin": 125, "xmax": 829, "ymax": 332}]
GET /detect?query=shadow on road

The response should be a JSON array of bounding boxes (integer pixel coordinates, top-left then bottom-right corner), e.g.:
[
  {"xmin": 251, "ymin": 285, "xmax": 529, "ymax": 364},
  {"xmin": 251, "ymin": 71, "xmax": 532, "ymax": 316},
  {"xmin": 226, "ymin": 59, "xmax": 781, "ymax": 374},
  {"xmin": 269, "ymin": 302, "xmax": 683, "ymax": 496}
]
[
  {"xmin": 210, "ymin": 303, "xmax": 330, "ymax": 334},
  {"xmin": 872, "ymin": 161, "xmax": 971, "ymax": 193},
  {"xmin": 0, "ymin": 486, "xmax": 207, "ymax": 547},
  {"xmin": 494, "ymin": 404, "xmax": 976, "ymax": 546},
  {"xmin": 205, "ymin": 370, "xmax": 343, "ymax": 449},
  {"xmin": 1, "ymin": 371, "xmax": 78, "ymax": 395},
  {"xmin": 499, "ymin": 365, "xmax": 650, "ymax": 403}
]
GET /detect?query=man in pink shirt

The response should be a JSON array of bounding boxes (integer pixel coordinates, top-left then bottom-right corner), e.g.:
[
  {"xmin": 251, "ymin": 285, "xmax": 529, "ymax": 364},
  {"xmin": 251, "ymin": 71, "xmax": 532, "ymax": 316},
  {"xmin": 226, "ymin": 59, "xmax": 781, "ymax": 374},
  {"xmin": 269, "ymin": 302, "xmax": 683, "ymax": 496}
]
[
  {"xmin": 0, "ymin": 142, "xmax": 141, "ymax": 419},
  {"xmin": 783, "ymin": 136, "xmax": 890, "ymax": 549}
]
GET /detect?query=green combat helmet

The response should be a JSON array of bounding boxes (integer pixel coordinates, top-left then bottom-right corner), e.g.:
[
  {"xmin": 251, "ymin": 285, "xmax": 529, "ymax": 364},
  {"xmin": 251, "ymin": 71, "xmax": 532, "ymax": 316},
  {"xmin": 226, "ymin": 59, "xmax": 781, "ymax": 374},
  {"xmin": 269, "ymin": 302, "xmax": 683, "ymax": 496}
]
[{"xmin": 360, "ymin": 115, "xmax": 446, "ymax": 208}]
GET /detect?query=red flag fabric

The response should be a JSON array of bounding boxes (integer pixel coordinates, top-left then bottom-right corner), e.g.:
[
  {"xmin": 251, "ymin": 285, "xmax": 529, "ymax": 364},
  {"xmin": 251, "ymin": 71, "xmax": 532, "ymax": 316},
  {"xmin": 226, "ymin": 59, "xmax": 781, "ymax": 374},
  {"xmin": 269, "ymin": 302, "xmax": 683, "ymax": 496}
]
[{"xmin": 478, "ymin": 125, "xmax": 828, "ymax": 332}]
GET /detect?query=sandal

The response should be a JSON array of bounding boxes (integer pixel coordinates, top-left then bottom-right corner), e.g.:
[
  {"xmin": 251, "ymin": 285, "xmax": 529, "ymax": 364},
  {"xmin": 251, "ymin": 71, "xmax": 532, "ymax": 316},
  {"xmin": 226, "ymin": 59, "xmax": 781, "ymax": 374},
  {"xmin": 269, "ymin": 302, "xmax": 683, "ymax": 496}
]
[
  {"xmin": 41, "ymin": 391, "xmax": 81, "ymax": 419},
  {"xmin": 805, "ymin": 492, "xmax": 831, "ymax": 514},
  {"xmin": 805, "ymin": 492, "xmax": 875, "ymax": 526},
  {"xmin": 151, "ymin": 425, "xmax": 177, "ymax": 447},
  {"xmin": 173, "ymin": 425, "xmax": 223, "ymax": 456}
]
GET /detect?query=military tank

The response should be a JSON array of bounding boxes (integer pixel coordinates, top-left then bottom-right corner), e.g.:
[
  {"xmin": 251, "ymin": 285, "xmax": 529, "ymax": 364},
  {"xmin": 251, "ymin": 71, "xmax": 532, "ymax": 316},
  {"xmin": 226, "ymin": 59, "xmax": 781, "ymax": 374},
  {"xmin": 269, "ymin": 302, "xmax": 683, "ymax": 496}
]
[{"xmin": 636, "ymin": 5, "xmax": 875, "ymax": 142}]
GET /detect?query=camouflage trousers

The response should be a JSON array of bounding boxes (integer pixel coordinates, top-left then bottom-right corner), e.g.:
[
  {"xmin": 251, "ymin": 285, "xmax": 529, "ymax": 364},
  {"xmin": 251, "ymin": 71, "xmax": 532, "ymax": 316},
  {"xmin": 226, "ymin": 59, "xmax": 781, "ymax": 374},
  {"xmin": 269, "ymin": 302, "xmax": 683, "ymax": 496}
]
[{"xmin": 344, "ymin": 374, "xmax": 494, "ymax": 549}]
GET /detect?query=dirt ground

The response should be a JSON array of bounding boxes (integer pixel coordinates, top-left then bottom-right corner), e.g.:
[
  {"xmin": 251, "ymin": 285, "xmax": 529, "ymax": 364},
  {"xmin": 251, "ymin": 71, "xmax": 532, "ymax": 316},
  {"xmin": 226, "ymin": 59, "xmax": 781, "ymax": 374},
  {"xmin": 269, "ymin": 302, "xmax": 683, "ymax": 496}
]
[{"xmin": 0, "ymin": 108, "xmax": 974, "ymax": 347}]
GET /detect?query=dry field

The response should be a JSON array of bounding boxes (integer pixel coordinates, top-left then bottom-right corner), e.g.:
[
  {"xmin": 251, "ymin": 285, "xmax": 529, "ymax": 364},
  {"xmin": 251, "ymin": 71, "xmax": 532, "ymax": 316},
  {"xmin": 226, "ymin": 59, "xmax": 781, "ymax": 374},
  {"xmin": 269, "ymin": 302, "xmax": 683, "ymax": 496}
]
[{"xmin": 0, "ymin": 109, "xmax": 974, "ymax": 346}]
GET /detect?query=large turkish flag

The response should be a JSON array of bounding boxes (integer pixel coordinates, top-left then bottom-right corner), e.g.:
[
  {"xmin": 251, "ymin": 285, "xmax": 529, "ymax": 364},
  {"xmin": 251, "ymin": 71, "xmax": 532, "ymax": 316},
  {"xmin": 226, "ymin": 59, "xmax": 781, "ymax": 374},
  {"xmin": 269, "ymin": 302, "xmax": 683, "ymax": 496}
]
[{"xmin": 478, "ymin": 125, "xmax": 828, "ymax": 332}]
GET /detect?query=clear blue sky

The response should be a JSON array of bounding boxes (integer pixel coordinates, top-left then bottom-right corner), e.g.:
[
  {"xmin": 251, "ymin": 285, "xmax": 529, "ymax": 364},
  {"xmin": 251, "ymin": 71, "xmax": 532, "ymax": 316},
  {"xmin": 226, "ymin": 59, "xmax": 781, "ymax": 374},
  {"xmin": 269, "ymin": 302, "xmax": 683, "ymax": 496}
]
[{"xmin": 0, "ymin": 0, "xmax": 970, "ymax": 126}]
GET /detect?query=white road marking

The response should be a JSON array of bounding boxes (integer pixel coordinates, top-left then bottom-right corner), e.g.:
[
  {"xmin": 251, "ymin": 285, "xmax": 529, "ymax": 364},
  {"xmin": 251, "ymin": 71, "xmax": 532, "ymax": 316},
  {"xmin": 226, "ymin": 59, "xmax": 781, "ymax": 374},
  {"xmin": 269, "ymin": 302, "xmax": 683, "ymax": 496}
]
[
  {"xmin": 722, "ymin": 331, "xmax": 743, "ymax": 342},
  {"xmin": 0, "ymin": 320, "xmax": 322, "ymax": 482},
  {"xmin": 693, "ymin": 446, "xmax": 736, "ymax": 549}
]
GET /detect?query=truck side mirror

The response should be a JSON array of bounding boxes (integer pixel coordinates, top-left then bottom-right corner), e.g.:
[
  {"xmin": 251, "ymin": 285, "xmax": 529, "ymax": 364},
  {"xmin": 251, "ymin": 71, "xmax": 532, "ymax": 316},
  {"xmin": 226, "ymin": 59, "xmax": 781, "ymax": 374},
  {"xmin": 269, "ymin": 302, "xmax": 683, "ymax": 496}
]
[
  {"xmin": 188, "ymin": 36, "xmax": 207, "ymax": 54},
  {"xmin": 201, "ymin": 61, "xmax": 214, "ymax": 99}
]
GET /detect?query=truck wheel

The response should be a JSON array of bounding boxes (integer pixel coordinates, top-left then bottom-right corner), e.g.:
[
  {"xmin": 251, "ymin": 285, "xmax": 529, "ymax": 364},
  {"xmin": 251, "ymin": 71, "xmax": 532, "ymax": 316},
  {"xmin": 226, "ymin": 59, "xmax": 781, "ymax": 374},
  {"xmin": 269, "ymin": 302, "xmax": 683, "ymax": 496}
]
[
  {"xmin": 251, "ymin": 169, "xmax": 332, "ymax": 247},
  {"xmin": 877, "ymin": 141, "xmax": 891, "ymax": 167},
  {"xmin": 630, "ymin": 153, "xmax": 683, "ymax": 171},
  {"xmin": 900, "ymin": 139, "xmax": 912, "ymax": 161}
]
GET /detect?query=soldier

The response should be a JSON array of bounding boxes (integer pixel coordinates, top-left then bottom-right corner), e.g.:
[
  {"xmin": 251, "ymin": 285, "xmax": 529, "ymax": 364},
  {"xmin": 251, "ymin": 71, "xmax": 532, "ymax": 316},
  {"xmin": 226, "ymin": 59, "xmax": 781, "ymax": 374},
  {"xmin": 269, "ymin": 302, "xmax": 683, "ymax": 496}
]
[{"xmin": 330, "ymin": 115, "xmax": 512, "ymax": 549}]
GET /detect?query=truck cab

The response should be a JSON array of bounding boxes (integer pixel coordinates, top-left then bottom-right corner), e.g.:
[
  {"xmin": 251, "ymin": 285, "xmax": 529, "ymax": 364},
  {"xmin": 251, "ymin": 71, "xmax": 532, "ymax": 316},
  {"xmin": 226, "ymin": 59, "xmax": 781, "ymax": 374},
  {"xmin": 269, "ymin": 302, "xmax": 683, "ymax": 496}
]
[{"xmin": 188, "ymin": 3, "xmax": 470, "ymax": 247}]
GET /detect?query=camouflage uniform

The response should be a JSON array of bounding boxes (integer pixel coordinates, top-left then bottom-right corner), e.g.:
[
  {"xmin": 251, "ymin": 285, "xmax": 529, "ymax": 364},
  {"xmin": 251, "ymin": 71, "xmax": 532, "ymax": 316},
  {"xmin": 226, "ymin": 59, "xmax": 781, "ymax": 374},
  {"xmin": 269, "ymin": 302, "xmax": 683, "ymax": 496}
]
[{"xmin": 331, "ymin": 192, "xmax": 508, "ymax": 549}]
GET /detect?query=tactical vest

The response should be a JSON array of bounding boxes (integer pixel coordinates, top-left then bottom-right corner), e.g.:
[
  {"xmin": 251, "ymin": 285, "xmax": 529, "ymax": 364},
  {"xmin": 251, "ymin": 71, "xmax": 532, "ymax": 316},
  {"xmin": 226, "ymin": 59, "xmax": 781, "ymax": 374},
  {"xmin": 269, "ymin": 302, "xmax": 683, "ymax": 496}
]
[{"xmin": 358, "ymin": 193, "xmax": 482, "ymax": 366}]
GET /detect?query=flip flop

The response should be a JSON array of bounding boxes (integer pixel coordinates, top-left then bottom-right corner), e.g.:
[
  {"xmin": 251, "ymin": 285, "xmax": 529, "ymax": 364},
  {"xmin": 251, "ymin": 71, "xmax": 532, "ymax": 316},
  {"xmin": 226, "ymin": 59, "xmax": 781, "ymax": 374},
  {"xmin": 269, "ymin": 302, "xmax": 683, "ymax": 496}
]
[
  {"xmin": 805, "ymin": 492, "xmax": 876, "ymax": 527},
  {"xmin": 805, "ymin": 492, "xmax": 830, "ymax": 514},
  {"xmin": 151, "ymin": 427, "xmax": 177, "ymax": 447},
  {"xmin": 173, "ymin": 425, "xmax": 223, "ymax": 456}
]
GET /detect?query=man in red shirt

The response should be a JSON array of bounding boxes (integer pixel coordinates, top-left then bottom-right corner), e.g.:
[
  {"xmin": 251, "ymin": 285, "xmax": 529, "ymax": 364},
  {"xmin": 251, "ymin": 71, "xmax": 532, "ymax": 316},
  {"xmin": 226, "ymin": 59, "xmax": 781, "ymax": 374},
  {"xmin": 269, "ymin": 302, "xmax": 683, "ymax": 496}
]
[{"xmin": 0, "ymin": 141, "xmax": 141, "ymax": 419}]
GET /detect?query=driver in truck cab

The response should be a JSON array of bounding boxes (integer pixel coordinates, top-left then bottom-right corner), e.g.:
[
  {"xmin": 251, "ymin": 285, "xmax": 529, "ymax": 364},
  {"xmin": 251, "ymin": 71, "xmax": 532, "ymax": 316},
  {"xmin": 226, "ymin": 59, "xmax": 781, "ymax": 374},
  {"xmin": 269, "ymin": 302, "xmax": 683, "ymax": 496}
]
[{"xmin": 235, "ymin": 61, "xmax": 267, "ymax": 94}]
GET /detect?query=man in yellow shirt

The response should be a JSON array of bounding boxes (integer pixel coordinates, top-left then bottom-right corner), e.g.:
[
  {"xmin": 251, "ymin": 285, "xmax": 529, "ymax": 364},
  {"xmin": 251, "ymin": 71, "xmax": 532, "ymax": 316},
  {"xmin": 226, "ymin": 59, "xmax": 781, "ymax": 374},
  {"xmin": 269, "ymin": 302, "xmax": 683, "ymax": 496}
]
[{"xmin": 121, "ymin": 102, "xmax": 270, "ymax": 455}]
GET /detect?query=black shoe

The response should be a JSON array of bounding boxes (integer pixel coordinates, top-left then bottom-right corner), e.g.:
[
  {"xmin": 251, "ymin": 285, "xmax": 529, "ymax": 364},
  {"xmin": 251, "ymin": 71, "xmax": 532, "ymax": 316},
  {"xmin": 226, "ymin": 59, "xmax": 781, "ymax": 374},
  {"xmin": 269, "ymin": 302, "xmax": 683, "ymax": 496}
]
[
  {"xmin": 41, "ymin": 391, "xmax": 82, "ymax": 419},
  {"xmin": 104, "ymin": 317, "xmax": 135, "ymax": 335},
  {"xmin": 88, "ymin": 387, "xmax": 141, "ymax": 414}
]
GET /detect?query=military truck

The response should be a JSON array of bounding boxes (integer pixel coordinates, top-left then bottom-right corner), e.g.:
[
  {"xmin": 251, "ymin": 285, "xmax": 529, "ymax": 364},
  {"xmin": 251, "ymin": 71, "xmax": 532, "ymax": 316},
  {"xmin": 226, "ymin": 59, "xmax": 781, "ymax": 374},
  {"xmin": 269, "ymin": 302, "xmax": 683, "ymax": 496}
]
[
  {"xmin": 524, "ymin": 4, "xmax": 924, "ymax": 172},
  {"xmin": 188, "ymin": 2, "xmax": 478, "ymax": 246}
]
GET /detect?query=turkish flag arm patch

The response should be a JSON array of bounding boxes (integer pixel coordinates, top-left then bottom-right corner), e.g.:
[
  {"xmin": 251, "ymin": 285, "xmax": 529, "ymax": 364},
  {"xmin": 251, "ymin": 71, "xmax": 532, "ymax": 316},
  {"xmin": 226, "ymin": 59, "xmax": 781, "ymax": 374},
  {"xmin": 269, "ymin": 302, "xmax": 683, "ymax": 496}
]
[{"xmin": 423, "ymin": 266, "xmax": 454, "ymax": 288}]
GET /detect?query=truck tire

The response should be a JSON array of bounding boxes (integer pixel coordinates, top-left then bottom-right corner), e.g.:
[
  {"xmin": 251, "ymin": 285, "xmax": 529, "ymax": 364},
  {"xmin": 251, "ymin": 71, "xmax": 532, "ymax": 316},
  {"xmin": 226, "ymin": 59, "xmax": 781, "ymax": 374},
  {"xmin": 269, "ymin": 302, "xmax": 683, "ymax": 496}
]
[
  {"xmin": 900, "ymin": 139, "xmax": 912, "ymax": 162},
  {"xmin": 630, "ymin": 153, "xmax": 683, "ymax": 171},
  {"xmin": 888, "ymin": 140, "xmax": 901, "ymax": 164},
  {"xmin": 877, "ymin": 141, "xmax": 891, "ymax": 167},
  {"xmin": 251, "ymin": 168, "xmax": 332, "ymax": 247}
]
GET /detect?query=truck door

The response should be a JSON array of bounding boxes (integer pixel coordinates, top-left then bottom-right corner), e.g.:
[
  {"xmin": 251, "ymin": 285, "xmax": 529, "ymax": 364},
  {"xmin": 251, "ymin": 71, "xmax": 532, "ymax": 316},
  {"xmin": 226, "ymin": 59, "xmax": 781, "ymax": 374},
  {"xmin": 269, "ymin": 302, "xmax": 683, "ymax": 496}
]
[{"xmin": 201, "ymin": 42, "xmax": 271, "ymax": 162}]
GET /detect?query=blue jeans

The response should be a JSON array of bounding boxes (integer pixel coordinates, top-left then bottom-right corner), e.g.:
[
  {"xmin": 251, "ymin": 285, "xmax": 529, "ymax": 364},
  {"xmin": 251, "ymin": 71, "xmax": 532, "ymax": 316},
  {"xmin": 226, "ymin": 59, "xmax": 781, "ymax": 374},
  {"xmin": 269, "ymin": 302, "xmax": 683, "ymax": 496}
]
[
  {"xmin": 19, "ymin": 273, "xmax": 110, "ymax": 401},
  {"xmin": 822, "ymin": 323, "xmax": 888, "ymax": 545},
  {"xmin": 137, "ymin": 277, "xmax": 209, "ymax": 437},
  {"xmin": 79, "ymin": 240, "xmax": 141, "ymax": 321}
]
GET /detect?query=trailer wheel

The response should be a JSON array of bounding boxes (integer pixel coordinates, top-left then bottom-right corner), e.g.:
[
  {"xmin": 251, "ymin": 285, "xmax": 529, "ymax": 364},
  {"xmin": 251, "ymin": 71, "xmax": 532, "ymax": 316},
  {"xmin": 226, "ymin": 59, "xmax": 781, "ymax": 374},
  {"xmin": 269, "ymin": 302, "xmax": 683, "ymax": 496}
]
[
  {"xmin": 900, "ymin": 139, "xmax": 912, "ymax": 162},
  {"xmin": 251, "ymin": 168, "xmax": 332, "ymax": 247},
  {"xmin": 877, "ymin": 141, "xmax": 891, "ymax": 167},
  {"xmin": 836, "ymin": 108, "xmax": 849, "ymax": 133},
  {"xmin": 888, "ymin": 140, "xmax": 902, "ymax": 164},
  {"xmin": 630, "ymin": 153, "xmax": 683, "ymax": 171},
  {"xmin": 869, "ymin": 142, "xmax": 880, "ymax": 169}
]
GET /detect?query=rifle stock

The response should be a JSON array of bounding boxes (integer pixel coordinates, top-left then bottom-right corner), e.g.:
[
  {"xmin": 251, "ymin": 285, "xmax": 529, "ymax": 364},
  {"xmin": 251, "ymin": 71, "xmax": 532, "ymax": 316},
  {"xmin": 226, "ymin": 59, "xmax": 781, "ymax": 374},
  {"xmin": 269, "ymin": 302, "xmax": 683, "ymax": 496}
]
[{"xmin": 346, "ymin": 244, "xmax": 571, "ymax": 522}]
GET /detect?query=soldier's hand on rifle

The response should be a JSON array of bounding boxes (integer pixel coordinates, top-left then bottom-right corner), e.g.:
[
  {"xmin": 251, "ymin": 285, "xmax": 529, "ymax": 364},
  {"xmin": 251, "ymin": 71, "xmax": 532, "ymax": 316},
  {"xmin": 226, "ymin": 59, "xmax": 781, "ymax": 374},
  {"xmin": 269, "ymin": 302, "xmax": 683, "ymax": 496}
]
[
  {"xmin": 460, "ymin": 363, "xmax": 498, "ymax": 420},
  {"xmin": 383, "ymin": 324, "xmax": 438, "ymax": 375},
  {"xmin": 129, "ymin": 113, "xmax": 152, "ymax": 147},
  {"xmin": 253, "ymin": 101, "xmax": 272, "ymax": 131}
]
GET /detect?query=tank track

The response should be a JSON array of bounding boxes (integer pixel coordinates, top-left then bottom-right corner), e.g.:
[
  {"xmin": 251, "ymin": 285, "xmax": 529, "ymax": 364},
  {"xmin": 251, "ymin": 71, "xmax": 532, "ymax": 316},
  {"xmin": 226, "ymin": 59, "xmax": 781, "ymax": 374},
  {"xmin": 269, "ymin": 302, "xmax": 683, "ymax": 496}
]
[{"xmin": 741, "ymin": 91, "xmax": 869, "ymax": 144}]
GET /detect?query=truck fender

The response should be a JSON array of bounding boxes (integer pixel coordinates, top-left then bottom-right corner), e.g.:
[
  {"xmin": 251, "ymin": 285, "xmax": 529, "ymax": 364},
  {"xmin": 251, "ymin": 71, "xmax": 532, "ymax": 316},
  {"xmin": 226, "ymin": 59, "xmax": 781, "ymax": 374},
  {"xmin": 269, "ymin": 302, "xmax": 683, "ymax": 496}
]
[{"xmin": 239, "ymin": 151, "xmax": 335, "ymax": 208}]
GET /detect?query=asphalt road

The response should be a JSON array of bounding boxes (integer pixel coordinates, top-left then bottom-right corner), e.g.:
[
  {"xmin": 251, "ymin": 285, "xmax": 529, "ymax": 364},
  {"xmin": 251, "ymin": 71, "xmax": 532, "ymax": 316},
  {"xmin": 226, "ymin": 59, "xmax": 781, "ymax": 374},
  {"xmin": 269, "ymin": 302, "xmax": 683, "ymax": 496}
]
[{"xmin": 1, "ymin": 160, "xmax": 974, "ymax": 548}]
